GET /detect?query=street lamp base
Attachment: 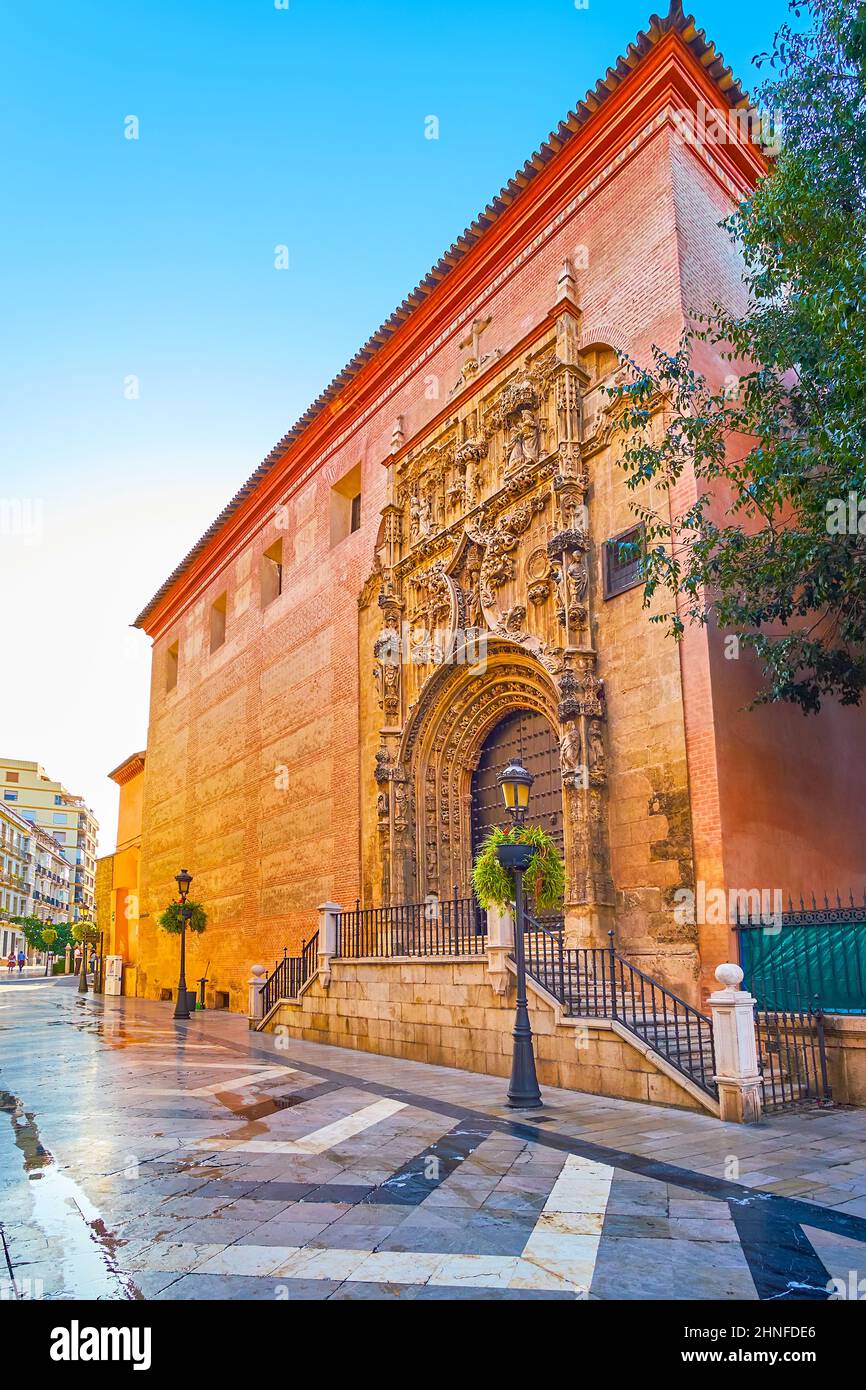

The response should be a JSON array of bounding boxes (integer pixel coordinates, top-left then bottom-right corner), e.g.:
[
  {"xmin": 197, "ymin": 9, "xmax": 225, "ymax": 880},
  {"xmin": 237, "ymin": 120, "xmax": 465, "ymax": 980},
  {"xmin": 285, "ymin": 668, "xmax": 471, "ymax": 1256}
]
[{"xmin": 506, "ymin": 1039, "xmax": 543, "ymax": 1110}]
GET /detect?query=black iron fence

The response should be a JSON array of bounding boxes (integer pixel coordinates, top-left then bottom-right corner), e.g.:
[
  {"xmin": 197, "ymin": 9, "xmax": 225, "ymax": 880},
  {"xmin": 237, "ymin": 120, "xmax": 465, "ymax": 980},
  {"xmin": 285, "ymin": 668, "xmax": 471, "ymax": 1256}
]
[
  {"xmin": 756, "ymin": 1005, "xmax": 832, "ymax": 1112},
  {"xmin": 736, "ymin": 893, "xmax": 866, "ymax": 1015},
  {"xmin": 259, "ymin": 932, "xmax": 318, "ymax": 1015},
  {"xmin": 335, "ymin": 893, "xmax": 487, "ymax": 959},
  {"xmin": 523, "ymin": 919, "xmax": 717, "ymax": 1098}
]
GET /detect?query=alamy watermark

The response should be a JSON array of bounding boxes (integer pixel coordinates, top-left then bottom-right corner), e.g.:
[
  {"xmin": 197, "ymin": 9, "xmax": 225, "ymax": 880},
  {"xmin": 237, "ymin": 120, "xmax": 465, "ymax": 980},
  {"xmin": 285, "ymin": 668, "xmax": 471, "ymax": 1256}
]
[
  {"xmin": 674, "ymin": 882, "xmax": 783, "ymax": 932},
  {"xmin": 672, "ymin": 99, "xmax": 783, "ymax": 157},
  {"xmin": 826, "ymin": 493, "xmax": 866, "ymax": 535},
  {"xmin": 827, "ymin": 1270, "xmax": 866, "ymax": 1300},
  {"xmin": 0, "ymin": 498, "xmax": 44, "ymax": 545},
  {"xmin": 376, "ymin": 623, "xmax": 488, "ymax": 671}
]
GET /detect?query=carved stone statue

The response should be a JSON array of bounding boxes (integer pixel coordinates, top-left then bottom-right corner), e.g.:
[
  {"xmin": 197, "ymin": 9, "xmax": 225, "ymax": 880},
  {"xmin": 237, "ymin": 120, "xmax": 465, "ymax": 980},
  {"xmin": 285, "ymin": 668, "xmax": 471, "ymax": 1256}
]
[
  {"xmin": 559, "ymin": 721, "xmax": 583, "ymax": 776},
  {"xmin": 588, "ymin": 721, "xmax": 607, "ymax": 784},
  {"xmin": 506, "ymin": 409, "xmax": 542, "ymax": 470},
  {"xmin": 567, "ymin": 558, "xmax": 588, "ymax": 600},
  {"xmin": 410, "ymin": 494, "xmax": 432, "ymax": 542}
]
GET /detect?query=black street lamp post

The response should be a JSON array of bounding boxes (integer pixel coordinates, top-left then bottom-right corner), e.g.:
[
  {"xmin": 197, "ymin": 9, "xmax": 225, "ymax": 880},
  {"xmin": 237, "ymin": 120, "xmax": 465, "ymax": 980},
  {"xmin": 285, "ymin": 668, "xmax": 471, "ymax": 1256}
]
[
  {"xmin": 495, "ymin": 760, "xmax": 543, "ymax": 1110},
  {"xmin": 76, "ymin": 913, "xmax": 97, "ymax": 995},
  {"xmin": 173, "ymin": 869, "xmax": 193, "ymax": 1020},
  {"xmin": 42, "ymin": 925, "xmax": 57, "ymax": 978}
]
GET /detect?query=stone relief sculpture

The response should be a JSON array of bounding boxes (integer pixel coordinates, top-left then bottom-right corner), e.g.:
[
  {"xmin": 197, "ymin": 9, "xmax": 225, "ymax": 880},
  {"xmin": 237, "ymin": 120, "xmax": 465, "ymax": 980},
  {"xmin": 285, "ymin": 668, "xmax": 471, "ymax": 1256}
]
[
  {"xmin": 559, "ymin": 722, "xmax": 583, "ymax": 786},
  {"xmin": 362, "ymin": 317, "xmax": 615, "ymax": 925},
  {"xmin": 506, "ymin": 409, "xmax": 542, "ymax": 471}
]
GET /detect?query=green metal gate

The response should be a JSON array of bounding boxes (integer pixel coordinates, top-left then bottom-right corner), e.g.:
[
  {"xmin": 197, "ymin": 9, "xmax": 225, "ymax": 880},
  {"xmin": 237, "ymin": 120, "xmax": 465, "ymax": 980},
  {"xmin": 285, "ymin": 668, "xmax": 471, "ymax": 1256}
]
[{"xmin": 736, "ymin": 899, "xmax": 866, "ymax": 1015}]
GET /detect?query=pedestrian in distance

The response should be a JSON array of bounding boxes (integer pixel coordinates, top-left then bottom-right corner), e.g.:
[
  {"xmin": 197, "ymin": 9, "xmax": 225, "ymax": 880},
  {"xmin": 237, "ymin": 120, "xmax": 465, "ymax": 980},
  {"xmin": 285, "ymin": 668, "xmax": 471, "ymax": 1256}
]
[
  {"xmin": 6, "ymin": 952, "xmax": 14, "ymax": 976},
  {"xmin": 17, "ymin": 950, "xmax": 25, "ymax": 975},
  {"xmin": 73, "ymin": 945, "xmax": 82, "ymax": 975}
]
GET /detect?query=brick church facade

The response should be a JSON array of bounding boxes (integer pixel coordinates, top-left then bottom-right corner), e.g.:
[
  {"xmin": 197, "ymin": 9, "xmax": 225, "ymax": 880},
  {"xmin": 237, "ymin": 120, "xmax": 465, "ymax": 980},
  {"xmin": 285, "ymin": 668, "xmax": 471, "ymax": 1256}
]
[{"xmin": 132, "ymin": 3, "xmax": 866, "ymax": 1022}]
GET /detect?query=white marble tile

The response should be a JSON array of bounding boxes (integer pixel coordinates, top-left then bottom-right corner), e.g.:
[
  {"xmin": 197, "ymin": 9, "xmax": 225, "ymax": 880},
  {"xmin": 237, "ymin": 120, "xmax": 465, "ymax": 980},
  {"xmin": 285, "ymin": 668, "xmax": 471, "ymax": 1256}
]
[
  {"xmin": 144, "ymin": 1065, "xmax": 295, "ymax": 1097},
  {"xmin": 349, "ymin": 1250, "xmax": 445, "ymax": 1285},
  {"xmin": 433, "ymin": 1255, "xmax": 520, "ymax": 1289},
  {"xmin": 518, "ymin": 1154, "xmax": 614, "ymax": 1294},
  {"xmin": 533, "ymin": 1210, "xmax": 606, "ymax": 1237},
  {"xmin": 508, "ymin": 1258, "xmax": 582, "ymax": 1292},
  {"xmin": 126, "ymin": 1241, "xmax": 226, "ymax": 1273},
  {"xmin": 195, "ymin": 1245, "xmax": 292, "ymax": 1277},
  {"xmin": 520, "ymin": 1253, "xmax": 596, "ymax": 1290},
  {"xmin": 187, "ymin": 1097, "xmax": 407, "ymax": 1156},
  {"xmin": 273, "ymin": 1247, "xmax": 370, "ymax": 1282}
]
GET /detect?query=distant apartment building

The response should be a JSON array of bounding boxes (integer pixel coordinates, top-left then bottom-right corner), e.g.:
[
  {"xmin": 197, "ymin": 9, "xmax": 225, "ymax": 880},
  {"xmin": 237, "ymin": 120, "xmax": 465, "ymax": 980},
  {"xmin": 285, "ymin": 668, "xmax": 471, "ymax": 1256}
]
[
  {"xmin": 25, "ymin": 822, "xmax": 72, "ymax": 925},
  {"xmin": 0, "ymin": 758, "xmax": 99, "ymax": 918},
  {"xmin": 0, "ymin": 800, "xmax": 30, "ymax": 958}
]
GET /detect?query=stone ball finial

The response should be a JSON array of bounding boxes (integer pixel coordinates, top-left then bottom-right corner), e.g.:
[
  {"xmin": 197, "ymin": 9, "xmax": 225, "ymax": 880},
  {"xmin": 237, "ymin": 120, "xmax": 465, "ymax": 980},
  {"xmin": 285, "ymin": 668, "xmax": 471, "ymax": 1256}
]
[
  {"xmin": 715, "ymin": 963, "xmax": 744, "ymax": 990},
  {"xmin": 251, "ymin": 964, "xmax": 268, "ymax": 979}
]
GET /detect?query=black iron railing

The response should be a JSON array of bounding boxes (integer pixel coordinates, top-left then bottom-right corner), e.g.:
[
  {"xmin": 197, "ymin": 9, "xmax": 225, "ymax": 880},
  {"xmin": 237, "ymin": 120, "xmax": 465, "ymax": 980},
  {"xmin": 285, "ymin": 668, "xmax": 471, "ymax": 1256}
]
[
  {"xmin": 522, "ymin": 918, "xmax": 717, "ymax": 1098},
  {"xmin": 335, "ymin": 891, "xmax": 487, "ymax": 958},
  {"xmin": 259, "ymin": 932, "xmax": 318, "ymax": 1016},
  {"xmin": 756, "ymin": 1004, "xmax": 832, "ymax": 1112}
]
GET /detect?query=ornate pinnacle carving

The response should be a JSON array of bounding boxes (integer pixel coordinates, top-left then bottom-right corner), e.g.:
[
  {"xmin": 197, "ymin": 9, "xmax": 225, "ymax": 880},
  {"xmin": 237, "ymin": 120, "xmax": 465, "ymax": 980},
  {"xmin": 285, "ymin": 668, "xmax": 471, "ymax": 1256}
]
[
  {"xmin": 374, "ymin": 748, "xmax": 393, "ymax": 784},
  {"xmin": 547, "ymin": 527, "xmax": 589, "ymax": 559}
]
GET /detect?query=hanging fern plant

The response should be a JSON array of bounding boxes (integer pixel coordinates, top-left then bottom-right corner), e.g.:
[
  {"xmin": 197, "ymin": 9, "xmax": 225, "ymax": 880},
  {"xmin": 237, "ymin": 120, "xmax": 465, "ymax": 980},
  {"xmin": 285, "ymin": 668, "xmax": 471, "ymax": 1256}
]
[
  {"xmin": 472, "ymin": 825, "xmax": 565, "ymax": 912},
  {"xmin": 158, "ymin": 901, "xmax": 208, "ymax": 934}
]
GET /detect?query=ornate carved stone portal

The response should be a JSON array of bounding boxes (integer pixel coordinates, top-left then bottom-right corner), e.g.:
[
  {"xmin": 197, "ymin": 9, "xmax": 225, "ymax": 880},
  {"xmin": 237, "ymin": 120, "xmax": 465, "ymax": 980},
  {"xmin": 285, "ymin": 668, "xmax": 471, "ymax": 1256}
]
[{"xmin": 360, "ymin": 306, "xmax": 617, "ymax": 944}]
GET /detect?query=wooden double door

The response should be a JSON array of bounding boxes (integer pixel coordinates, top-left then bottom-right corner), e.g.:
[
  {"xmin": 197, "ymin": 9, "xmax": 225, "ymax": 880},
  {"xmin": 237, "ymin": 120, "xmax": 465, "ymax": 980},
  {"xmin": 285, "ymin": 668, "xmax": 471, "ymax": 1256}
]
[{"xmin": 470, "ymin": 709, "xmax": 564, "ymax": 863}]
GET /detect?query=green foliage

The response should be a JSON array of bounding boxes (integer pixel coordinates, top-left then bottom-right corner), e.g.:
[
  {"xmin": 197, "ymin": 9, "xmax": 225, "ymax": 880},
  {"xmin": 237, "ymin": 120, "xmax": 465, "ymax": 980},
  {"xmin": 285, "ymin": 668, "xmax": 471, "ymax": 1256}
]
[
  {"xmin": 49, "ymin": 922, "xmax": 74, "ymax": 955},
  {"xmin": 10, "ymin": 916, "xmax": 45, "ymax": 951},
  {"xmin": 72, "ymin": 919, "xmax": 101, "ymax": 947},
  {"xmin": 8, "ymin": 916, "xmax": 73, "ymax": 953},
  {"xmin": 472, "ymin": 825, "xmax": 565, "ymax": 912},
  {"xmin": 158, "ymin": 900, "xmax": 208, "ymax": 935},
  {"xmin": 609, "ymin": 0, "xmax": 866, "ymax": 713}
]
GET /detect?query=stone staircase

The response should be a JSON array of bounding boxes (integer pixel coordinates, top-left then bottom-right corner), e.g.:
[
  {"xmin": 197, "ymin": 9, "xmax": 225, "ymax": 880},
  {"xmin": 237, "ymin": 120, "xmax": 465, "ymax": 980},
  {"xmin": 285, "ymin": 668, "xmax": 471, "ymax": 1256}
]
[{"xmin": 522, "ymin": 922, "xmax": 718, "ymax": 1100}]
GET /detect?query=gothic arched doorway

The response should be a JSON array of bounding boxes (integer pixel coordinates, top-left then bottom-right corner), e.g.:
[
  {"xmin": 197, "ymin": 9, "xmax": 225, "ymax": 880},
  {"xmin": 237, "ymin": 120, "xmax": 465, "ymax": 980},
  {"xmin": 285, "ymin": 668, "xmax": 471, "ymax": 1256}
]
[{"xmin": 470, "ymin": 709, "xmax": 564, "ymax": 860}]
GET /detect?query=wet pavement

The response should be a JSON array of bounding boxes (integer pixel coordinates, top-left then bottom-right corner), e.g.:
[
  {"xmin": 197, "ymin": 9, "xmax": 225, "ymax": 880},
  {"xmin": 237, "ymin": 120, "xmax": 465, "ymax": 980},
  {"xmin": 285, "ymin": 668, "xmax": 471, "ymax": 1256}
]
[{"xmin": 1, "ymin": 977, "xmax": 866, "ymax": 1301}]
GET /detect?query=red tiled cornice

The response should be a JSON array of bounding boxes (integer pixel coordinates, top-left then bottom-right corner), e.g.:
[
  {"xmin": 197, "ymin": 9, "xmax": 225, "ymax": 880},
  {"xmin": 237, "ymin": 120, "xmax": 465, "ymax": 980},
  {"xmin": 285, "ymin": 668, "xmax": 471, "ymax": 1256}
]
[
  {"xmin": 108, "ymin": 752, "xmax": 146, "ymax": 786},
  {"xmin": 134, "ymin": 2, "xmax": 766, "ymax": 636}
]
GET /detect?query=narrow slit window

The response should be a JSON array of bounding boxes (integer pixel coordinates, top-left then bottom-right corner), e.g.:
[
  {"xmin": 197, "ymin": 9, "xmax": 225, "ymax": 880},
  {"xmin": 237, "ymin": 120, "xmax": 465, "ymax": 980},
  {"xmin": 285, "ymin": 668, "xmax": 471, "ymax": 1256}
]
[
  {"xmin": 166, "ymin": 640, "xmax": 179, "ymax": 692},
  {"xmin": 330, "ymin": 462, "xmax": 362, "ymax": 546},
  {"xmin": 261, "ymin": 538, "xmax": 283, "ymax": 607},
  {"xmin": 210, "ymin": 593, "xmax": 227, "ymax": 653}
]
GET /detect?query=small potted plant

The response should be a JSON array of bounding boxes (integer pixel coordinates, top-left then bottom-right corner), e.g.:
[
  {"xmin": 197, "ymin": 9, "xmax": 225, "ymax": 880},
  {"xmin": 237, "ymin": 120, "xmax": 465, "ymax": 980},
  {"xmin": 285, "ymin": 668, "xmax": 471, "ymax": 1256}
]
[
  {"xmin": 41, "ymin": 925, "xmax": 57, "ymax": 977},
  {"xmin": 158, "ymin": 900, "xmax": 208, "ymax": 935},
  {"xmin": 472, "ymin": 824, "xmax": 565, "ymax": 914},
  {"xmin": 159, "ymin": 870, "xmax": 207, "ymax": 1018},
  {"xmin": 72, "ymin": 916, "xmax": 101, "ymax": 995}
]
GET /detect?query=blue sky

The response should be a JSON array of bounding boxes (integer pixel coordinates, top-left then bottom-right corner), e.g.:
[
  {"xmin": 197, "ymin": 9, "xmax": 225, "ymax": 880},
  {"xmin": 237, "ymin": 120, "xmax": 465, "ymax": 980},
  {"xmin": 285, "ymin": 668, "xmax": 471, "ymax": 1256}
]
[{"xmin": 0, "ymin": 0, "xmax": 791, "ymax": 846}]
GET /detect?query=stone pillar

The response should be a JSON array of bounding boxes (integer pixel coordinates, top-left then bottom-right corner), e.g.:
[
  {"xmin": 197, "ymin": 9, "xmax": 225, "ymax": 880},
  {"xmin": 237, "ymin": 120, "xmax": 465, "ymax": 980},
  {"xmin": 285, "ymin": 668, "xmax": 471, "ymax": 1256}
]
[
  {"xmin": 486, "ymin": 904, "xmax": 514, "ymax": 997},
  {"xmin": 710, "ymin": 963, "xmax": 763, "ymax": 1124},
  {"xmin": 248, "ymin": 964, "xmax": 269, "ymax": 1028},
  {"xmin": 317, "ymin": 901, "xmax": 341, "ymax": 988},
  {"xmin": 64, "ymin": 945, "xmax": 72, "ymax": 975}
]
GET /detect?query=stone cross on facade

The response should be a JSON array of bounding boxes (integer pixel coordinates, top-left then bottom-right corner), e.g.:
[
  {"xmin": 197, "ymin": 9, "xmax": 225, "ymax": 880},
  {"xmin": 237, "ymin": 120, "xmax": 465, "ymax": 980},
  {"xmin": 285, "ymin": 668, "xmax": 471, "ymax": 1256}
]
[{"xmin": 458, "ymin": 315, "xmax": 492, "ymax": 366}]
